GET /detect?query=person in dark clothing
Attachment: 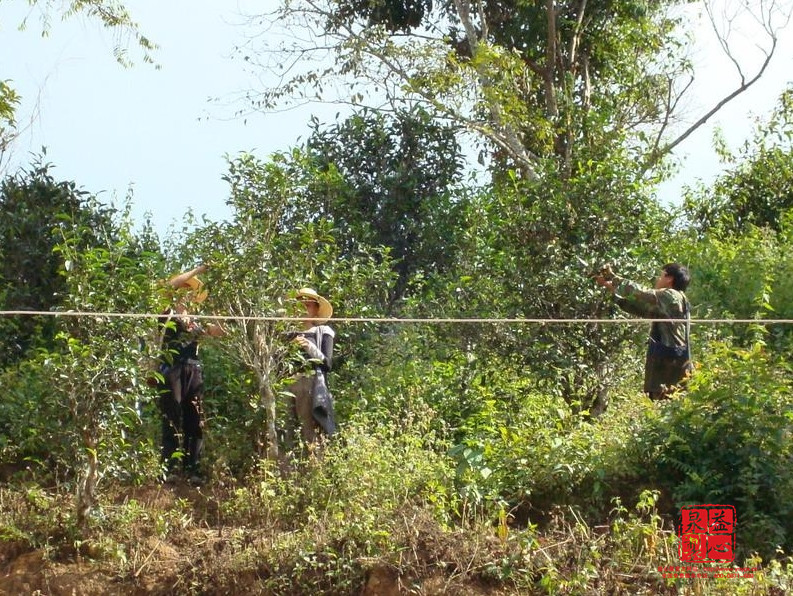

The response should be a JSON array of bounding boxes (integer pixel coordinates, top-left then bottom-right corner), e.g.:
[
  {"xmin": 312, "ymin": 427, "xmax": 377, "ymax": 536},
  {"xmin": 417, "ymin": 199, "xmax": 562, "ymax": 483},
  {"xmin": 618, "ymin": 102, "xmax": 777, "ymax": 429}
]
[
  {"xmin": 595, "ymin": 263, "xmax": 693, "ymax": 400},
  {"xmin": 158, "ymin": 264, "xmax": 224, "ymax": 483},
  {"xmin": 285, "ymin": 287, "xmax": 336, "ymax": 449}
]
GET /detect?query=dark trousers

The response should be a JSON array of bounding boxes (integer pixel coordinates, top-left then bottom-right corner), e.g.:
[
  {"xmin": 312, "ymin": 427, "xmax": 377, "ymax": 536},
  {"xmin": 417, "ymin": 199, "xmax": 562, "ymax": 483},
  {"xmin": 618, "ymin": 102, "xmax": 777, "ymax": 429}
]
[
  {"xmin": 160, "ymin": 362, "xmax": 204, "ymax": 474},
  {"xmin": 644, "ymin": 353, "xmax": 693, "ymax": 400}
]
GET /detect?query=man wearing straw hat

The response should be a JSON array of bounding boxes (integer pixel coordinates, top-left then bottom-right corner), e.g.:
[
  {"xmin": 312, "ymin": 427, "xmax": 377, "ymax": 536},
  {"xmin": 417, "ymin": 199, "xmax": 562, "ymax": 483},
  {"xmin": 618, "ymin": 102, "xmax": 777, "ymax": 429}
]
[
  {"xmin": 286, "ymin": 287, "xmax": 337, "ymax": 449},
  {"xmin": 158, "ymin": 264, "xmax": 224, "ymax": 483}
]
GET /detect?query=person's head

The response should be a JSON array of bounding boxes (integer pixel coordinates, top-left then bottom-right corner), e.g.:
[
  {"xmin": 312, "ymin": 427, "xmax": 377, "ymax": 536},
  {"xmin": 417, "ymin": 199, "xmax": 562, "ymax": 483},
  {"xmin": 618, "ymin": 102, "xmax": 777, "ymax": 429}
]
[
  {"xmin": 295, "ymin": 288, "xmax": 333, "ymax": 325},
  {"xmin": 657, "ymin": 263, "xmax": 690, "ymax": 291}
]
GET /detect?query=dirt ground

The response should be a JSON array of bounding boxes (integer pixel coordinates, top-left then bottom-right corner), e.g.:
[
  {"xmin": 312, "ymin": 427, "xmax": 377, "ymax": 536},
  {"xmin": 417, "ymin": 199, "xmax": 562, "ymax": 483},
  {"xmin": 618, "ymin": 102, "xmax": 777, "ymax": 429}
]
[
  {"xmin": 0, "ymin": 547, "xmax": 514, "ymax": 595},
  {"xmin": 0, "ymin": 482, "xmax": 518, "ymax": 595}
]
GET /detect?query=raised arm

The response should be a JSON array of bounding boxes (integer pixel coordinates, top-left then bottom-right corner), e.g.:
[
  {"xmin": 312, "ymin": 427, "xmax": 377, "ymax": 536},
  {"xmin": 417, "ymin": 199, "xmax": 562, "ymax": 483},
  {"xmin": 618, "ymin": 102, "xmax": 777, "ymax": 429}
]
[
  {"xmin": 595, "ymin": 267, "xmax": 667, "ymax": 318},
  {"xmin": 167, "ymin": 264, "xmax": 208, "ymax": 289},
  {"xmin": 611, "ymin": 277, "xmax": 668, "ymax": 317}
]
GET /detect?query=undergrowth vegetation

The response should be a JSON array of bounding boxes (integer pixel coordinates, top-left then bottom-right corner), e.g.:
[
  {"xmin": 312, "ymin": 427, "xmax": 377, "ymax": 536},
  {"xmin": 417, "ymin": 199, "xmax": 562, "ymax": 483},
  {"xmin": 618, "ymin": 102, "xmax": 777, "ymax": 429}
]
[{"xmin": 3, "ymin": 336, "xmax": 793, "ymax": 594}]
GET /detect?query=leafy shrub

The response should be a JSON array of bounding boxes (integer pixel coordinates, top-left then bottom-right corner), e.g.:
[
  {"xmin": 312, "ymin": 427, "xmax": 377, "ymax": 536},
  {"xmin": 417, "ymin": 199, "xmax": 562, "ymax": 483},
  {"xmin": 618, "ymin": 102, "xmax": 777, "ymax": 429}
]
[
  {"xmin": 0, "ymin": 356, "xmax": 62, "ymax": 473},
  {"xmin": 647, "ymin": 341, "xmax": 793, "ymax": 560},
  {"xmin": 217, "ymin": 420, "xmax": 456, "ymax": 591}
]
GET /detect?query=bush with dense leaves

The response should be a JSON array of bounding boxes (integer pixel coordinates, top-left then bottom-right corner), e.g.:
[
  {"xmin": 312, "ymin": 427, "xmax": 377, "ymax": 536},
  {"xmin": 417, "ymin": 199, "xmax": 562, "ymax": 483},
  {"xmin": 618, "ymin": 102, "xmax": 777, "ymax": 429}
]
[{"xmin": 646, "ymin": 341, "xmax": 793, "ymax": 560}]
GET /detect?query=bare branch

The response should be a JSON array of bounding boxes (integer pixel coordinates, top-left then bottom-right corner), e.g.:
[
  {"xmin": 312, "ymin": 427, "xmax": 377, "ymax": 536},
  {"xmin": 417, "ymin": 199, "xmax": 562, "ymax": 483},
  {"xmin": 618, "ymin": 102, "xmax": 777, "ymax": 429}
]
[
  {"xmin": 545, "ymin": 0, "xmax": 558, "ymax": 117},
  {"xmin": 649, "ymin": 75, "xmax": 694, "ymax": 160},
  {"xmin": 705, "ymin": 0, "xmax": 746, "ymax": 82},
  {"xmin": 643, "ymin": 0, "xmax": 791, "ymax": 171},
  {"xmin": 567, "ymin": 0, "xmax": 588, "ymax": 72}
]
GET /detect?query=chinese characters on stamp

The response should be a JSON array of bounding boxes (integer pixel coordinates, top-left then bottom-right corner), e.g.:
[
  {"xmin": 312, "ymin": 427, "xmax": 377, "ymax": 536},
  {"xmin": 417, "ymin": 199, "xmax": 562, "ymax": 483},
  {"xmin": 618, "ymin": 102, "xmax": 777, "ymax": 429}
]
[{"xmin": 679, "ymin": 504, "xmax": 735, "ymax": 563}]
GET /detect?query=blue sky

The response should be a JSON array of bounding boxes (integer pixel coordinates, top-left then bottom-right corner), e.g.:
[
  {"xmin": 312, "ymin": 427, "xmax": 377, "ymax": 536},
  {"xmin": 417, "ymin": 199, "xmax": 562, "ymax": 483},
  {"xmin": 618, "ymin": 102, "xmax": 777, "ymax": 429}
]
[
  {"xmin": 1, "ymin": 0, "xmax": 338, "ymax": 235},
  {"xmin": 1, "ymin": 1, "xmax": 791, "ymax": 237}
]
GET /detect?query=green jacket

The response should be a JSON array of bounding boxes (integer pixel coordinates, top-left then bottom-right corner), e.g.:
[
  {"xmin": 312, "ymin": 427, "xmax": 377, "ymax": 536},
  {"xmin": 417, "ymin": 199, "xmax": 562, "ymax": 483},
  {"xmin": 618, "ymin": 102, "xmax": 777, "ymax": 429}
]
[
  {"xmin": 613, "ymin": 276, "xmax": 689, "ymax": 348},
  {"xmin": 612, "ymin": 275, "xmax": 692, "ymax": 395}
]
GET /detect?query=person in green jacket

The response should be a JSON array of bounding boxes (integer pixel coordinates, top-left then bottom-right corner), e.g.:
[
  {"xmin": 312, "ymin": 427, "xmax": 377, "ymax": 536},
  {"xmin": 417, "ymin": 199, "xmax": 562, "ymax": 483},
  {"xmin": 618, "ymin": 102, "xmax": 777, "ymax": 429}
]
[{"xmin": 595, "ymin": 263, "xmax": 692, "ymax": 400}]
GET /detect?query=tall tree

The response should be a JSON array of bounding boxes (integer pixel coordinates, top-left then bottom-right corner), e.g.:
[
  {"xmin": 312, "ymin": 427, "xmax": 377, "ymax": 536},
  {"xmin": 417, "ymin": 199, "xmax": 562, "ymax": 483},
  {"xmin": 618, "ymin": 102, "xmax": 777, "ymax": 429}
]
[
  {"xmin": 236, "ymin": 0, "xmax": 790, "ymax": 411},
  {"xmin": 241, "ymin": 0, "xmax": 790, "ymax": 179},
  {"xmin": 305, "ymin": 107, "xmax": 467, "ymax": 304}
]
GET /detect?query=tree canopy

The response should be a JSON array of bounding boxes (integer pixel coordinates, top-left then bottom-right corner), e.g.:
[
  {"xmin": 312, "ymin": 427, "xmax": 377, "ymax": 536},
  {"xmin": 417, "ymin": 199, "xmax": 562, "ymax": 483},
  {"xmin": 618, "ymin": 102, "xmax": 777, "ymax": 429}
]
[
  {"xmin": 244, "ymin": 0, "xmax": 789, "ymax": 181},
  {"xmin": 305, "ymin": 107, "xmax": 467, "ymax": 303}
]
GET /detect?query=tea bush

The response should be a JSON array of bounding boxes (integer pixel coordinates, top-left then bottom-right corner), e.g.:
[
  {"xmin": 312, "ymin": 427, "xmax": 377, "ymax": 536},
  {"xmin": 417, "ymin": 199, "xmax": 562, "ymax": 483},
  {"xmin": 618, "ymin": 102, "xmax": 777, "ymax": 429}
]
[{"xmin": 647, "ymin": 341, "xmax": 793, "ymax": 560}]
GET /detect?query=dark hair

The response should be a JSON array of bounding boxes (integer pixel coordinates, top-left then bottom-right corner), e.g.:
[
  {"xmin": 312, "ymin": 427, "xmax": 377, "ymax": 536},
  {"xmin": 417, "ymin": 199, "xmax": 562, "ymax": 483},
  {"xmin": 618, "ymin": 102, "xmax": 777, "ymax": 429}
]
[{"xmin": 663, "ymin": 263, "xmax": 690, "ymax": 291}]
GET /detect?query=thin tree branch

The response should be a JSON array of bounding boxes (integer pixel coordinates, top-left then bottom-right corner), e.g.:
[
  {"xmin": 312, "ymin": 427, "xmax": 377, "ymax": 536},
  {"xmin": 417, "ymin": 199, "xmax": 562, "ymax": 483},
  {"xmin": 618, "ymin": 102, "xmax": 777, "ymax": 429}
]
[
  {"xmin": 646, "ymin": 37, "xmax": 776, "ymax": 170},
  {"xmin": 545, "ymin": 0, "xmax": 558, "ymax": 117}
]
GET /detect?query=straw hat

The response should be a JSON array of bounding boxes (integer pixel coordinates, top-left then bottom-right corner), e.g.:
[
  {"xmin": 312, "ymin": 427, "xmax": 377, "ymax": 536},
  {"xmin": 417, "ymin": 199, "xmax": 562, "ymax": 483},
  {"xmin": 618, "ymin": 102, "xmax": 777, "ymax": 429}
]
[
  {"xmin": 181, "ymin": 276, "xmax": 208, "ymax": 304},
  {"xmin": 296, "ymin": 287, "xmax": 333, "ymax": 323}
]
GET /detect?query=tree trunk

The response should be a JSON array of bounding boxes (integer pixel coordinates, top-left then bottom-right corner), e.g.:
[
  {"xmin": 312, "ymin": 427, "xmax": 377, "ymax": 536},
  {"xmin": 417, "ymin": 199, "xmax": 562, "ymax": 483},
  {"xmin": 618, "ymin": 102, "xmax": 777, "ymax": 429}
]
[
  {"xmin": 262, "ymin": 383, "xmax": 279, "ymax": 461},
  {"xmin": 76, "ymin": 435, "xmax": 98, "ymax": 527}
]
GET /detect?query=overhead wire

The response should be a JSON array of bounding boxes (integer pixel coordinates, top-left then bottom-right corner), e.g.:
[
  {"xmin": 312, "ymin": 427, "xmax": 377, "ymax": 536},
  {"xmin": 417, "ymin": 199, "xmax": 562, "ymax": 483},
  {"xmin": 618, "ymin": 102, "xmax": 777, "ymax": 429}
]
[{"xmin": 1, "ymin": 310, "xmax": 791, "ymax": 325}]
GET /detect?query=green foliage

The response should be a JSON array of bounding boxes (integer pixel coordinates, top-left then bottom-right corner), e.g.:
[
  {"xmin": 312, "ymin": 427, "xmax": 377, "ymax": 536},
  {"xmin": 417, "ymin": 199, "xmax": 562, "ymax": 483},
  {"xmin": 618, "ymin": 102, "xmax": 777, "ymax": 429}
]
[
  {"xmin": 411, "ymin": 164, "xmax": 668, "ymax": 410},
  {"xmin": 236, "ymin": 421, "xmax": 454, "ymax": 530},
  {"xmin": 305, "ymin": 107, "xmax": 467, "ymax": 303},
  {"xmin": 4, "ymin": 472, "xmax": 793, "ymax": 594},
  {"xmin": 329, "ymin": 0, "xmax": 431, "ymax": 33},
  {"xmin": 0, "ymin": 80, "xmax": 18, "ymax": 125},
  {"xmin": 194, "ymin": 340, "xmax": 262, "ymax": 475},
  {"xmin": 0, "ymin": 176, "xmax": 169, "ymax": 527},
  {"xmin": 3, "ymin": 24, "xmax": 793, "ymax": 587},
  {"xmin": 448, "ymin": 368, "xmax": 653, "ymax": 518},
  {"xmin": 336, "ymin": 326, "xmax": 484, "ymax": 438},
  {"xmin": 181, "ymin": 151, "xmax": 397, "ymax": 461},
  {"xmin": 263, "ymin": 0, "xmax": 702, "ymax": 180},
  {"xmin": 648, "ymin": 342, "xmax": 793, "ymax": 560},
  {"xmin": 526, "ymin": 491, "xmax": 675, "ymax": 593},
  {"xmin": 0, "ymin": 485, "xmax": 70, "ymax": 550},
  {"xmin": 218, "ymin": 421, "xmax": 456, "ymax": 592},
  {"xmin": 0, "ymin": 79, "xmax": 20, "ymax": 160},
  {"xmin": 6, "ymin": 197, "xmax": 167, "ymax": 524},
  {"xmin": 673, "ymin": 214, "xmax": 793, "ymax": 353},
  {"xmin": 684, "ymin": 86, "xmax": 793, "ymax": 236},
  {"xmin": 453, "ymin": 0, "xmax": 688, "ymax": 167},
  {"xmin": 336, "ymin": 324, "xmax": 646, "ymax": 518},
  {"xmin": 674, "ymin": 88, "xmax": 793, "ymax": 357},
  {"xmin": 0, "ymin": 160, "xmax": 117, "ymax": 368},
  {"xmin": 0, "ymin": 356, "xmax": 64, "ymax": 471}
]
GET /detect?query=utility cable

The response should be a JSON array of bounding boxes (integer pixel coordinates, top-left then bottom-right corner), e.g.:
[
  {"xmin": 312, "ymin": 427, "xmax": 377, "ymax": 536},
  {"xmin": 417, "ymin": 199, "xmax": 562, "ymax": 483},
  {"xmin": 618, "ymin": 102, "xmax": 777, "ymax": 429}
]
[{"xmin": 1, "ymin": 310, "xmax": 792, "ymax": 325}]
